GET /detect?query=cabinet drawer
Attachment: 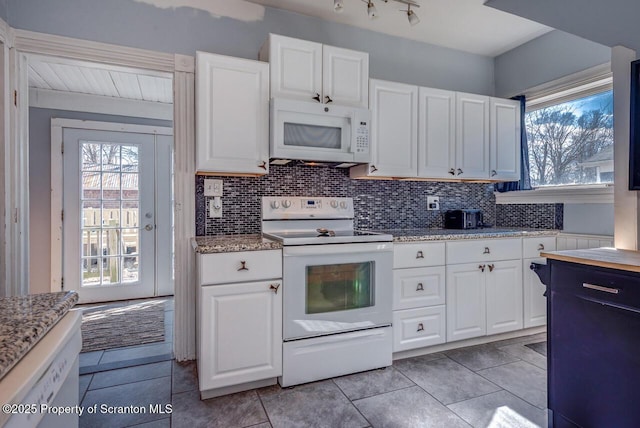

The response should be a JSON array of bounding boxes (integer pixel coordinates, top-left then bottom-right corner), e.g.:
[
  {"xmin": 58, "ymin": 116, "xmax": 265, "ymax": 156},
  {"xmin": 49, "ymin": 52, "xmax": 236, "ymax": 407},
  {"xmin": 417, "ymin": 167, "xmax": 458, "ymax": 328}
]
[
  {"xmin": 199, "ymin": 250, "xmax": 282, "ymax": 285},
  {"xmin": 393, "ymin": 266, "xmax": 445, "ymax": 310},
  {"xmin": 393, "ymin": 306, "xmax": 446, "ymax": 352},
  {"xmin": 394, "ymin": 242, "xmax": 445, "ymax": 268},
  {"xmin": 446, "ymin": 238, "xmax": 521, "ymax": 264},
  {"xmin": 523, "ymin": 236, "xmax": 556, "ymax": 258}
]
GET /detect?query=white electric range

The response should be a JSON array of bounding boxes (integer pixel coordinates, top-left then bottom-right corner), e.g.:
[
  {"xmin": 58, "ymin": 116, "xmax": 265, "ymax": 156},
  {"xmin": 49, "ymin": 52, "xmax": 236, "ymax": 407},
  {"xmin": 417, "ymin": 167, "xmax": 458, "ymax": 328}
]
[{"xmin": 262, "ymin": 196, "xmax": 394, "ymax": 387}]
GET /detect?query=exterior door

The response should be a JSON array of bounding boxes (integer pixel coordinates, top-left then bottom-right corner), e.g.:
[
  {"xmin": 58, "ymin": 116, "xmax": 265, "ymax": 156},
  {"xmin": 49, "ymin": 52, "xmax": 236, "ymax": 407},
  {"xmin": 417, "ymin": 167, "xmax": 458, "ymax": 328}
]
[{"xmin": 63, "ymin": 128, "xmax": 171, "ymax": 303}]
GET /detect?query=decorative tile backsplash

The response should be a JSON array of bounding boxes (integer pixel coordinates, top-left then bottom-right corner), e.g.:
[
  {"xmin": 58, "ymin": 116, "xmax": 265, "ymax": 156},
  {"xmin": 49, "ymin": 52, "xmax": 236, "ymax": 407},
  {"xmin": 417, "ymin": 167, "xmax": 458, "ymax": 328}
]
[
  {"xmin": 196, "ymin": 164, "xmax": 498, "ymax": 235},
  {"xmin": 496, "ymin": 203, "xmax": 563, "ymax": 230}
]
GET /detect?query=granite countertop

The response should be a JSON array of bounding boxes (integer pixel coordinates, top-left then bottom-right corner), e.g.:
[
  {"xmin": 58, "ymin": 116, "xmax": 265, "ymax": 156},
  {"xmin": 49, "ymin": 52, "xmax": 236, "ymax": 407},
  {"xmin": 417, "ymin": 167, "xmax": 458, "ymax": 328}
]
[
  {"xmin": 378, "ymin": 228, "xmax": 560, "ymax": 242},
  {"xmin": 192, "ymin": 234, "xmax": 283, "ymax": 254},
  {"xmin": 0, "ymin": 291, "xmax": 78, "ymax": 381}
]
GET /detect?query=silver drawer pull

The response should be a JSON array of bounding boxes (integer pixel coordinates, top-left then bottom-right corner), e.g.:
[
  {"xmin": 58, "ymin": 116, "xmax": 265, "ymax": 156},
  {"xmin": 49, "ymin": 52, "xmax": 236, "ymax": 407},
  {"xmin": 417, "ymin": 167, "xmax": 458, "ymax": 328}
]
[
  {"xmin": 416, "ymin": 283, "xmax": 424, "ymax": 291},
  {"xmin": 238, "ymin": 261, "xmax": 249, "ymax": 271},
  {"xmin": 483, "ymin": 247, "xmax": 490, "ymax": 254},
  {"xmin": 583, "ymin": 283, "xmax": 619, "ymax": 294},
  {"xmin": 417, "ymin": 323, "xmax": 424, "ymax": 332},
  {"xmin": 416, "ymin": 250, "xmax": 424, "ymax": 259}
]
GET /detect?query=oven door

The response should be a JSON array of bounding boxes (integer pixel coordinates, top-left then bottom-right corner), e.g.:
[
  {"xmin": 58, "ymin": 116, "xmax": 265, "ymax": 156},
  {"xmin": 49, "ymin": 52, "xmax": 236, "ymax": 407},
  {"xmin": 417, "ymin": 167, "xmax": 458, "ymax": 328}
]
[{"xmin": 283, "ymin": 242, "xmax": 393, "ymax": 340}]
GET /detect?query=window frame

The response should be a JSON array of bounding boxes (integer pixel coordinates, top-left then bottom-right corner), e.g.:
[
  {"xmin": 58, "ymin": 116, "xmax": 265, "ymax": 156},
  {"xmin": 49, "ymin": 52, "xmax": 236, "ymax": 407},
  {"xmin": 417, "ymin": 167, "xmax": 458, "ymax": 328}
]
[{"xmin": 495, "ymin": 65, "xmax": 614, "ymax": 205}]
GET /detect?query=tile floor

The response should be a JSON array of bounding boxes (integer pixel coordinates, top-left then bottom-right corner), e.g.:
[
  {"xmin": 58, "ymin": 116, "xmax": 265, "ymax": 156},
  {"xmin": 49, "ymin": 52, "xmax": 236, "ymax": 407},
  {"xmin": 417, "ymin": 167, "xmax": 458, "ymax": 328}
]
[{"xmin": 78, "ymin": 328, "xmax": 549, "ymax": 428}]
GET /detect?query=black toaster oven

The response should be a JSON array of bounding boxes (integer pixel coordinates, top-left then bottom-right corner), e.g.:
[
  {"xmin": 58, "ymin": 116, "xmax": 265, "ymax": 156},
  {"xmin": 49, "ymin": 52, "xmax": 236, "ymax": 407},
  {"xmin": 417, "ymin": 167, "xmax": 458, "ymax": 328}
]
[{"xmin": 444, "ymin": 209, "xmax": 484, "ymax": 229}]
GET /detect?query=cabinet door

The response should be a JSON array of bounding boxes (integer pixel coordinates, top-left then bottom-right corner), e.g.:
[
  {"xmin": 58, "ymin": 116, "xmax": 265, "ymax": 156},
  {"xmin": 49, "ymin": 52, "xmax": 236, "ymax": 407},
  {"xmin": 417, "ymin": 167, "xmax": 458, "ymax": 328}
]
[
  {"xmin": 490, "ymin": 98, "xmax": 521, "ymax": 181},
  {"xmin": 322, "ymin": 45, "xmax": 369, "ymax": 108},
  {"xmin": 418, "ymin": 87, "xmax": 456, "ymax": 178},
  {"xmin": 269, "ymin": 34, "xmax": 322, "ymax": 102},
  {"xmin": 486, "ymin": 259, "xmax": 523, "ymax": 335},
  {"xmin": 199, "ymin": 280, "xmax": 282, "ymax": 391},
  {"xmin": 455, "ymin": 92, "xmax": 490, "ymax": 179},
  {"xmin": 393, "ymin": 306, "xmax": 446, "ymax": 352},
  {"xmin": 196, "ymin": 52, "xmax": 269, "ymax": 174},
  {"xmin": 446, "ymin": 263, "xmax": 486, "ymax": 342},
  {"xmin": 367, "ymin": 79, "xmax": 418, "ymax": 177},
  {"xmin": 523, "ymin": 257, "xmax": 547, "ymax": 328}
]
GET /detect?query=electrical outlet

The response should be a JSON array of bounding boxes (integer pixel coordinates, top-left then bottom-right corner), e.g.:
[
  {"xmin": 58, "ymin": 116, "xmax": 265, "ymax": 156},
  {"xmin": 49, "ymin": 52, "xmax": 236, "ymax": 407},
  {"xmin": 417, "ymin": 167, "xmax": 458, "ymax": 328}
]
[
  {"xmin": 204, "ymin": 179, "xmax": 223, "ymax": 197},
  {"xmin": 209, "ymin": 197, "xmax": 222, "ymax": 218},
  {"xmin": 427, "ymin": 196, "xmax": 440, "ymax": 211}
]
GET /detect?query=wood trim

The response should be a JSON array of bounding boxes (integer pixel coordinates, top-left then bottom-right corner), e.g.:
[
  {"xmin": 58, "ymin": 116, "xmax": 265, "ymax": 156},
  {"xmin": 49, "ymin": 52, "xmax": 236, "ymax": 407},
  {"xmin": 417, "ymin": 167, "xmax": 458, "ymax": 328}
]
[
  {"xmin": 495, "ymin": 185, "xmax": 614, "ymax": 204},
  {"xmin": 173, "ymin": 70, "xmax": 196, "ymax": 361},
  {"xmin": 50, "ymin": 118, "xmax": 173, "ymax": 135},
  {"xmin": 30, "ymin": 88, "xmax": 173, "ymax": 121},
  {"xmin": 13, "ymin": 29, "xmax": 175, "ymax": 72}
]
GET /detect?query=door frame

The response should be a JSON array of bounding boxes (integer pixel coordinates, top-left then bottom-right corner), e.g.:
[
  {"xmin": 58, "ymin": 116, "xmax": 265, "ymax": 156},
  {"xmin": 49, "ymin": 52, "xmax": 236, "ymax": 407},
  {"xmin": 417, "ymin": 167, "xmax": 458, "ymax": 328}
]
[
  {"xmin": 51, "ymin": 119, "xmax": 173, "ymax": 298},
  {"xmin": 11, "ymin": 30, "xmax": 196, "ymax": 361}
]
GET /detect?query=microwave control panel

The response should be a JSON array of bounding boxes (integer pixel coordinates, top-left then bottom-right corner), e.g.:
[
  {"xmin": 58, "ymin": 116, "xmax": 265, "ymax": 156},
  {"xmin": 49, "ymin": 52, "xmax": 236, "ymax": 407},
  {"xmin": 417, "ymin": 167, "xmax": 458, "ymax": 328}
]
[{"xmin": 355, "ymin": 121, "xmax": 370, "ymax": 154}]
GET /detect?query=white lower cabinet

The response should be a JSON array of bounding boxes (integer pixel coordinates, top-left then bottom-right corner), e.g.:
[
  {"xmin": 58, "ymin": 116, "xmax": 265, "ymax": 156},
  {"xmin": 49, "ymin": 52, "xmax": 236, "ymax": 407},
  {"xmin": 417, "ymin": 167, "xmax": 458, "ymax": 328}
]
[
  {"xmin": 446, "ymin": 263, "xmax": 486, "ymax": 342},
  {"xmin": 445, "ymin": 238, "xmax": 524, "ymax": 343},
  {"xmin": 199, "ymin": 280, "xmax": 282, "ymax": 392},
  {"xmin": 393, "ymin": 306, "xmax": 446, "ymax": 352},
  {"xmin": 523, "ymin": 257, "xmax": 548, "ymax": 328},
  {"xmin": 486, "ymin": 259, "xmax": 523, "ymax": 335}
]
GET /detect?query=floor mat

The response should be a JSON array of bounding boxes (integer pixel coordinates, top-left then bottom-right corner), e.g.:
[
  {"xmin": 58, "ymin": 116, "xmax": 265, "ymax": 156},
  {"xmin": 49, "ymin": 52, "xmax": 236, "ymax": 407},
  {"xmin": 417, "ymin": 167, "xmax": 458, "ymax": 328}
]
[
  {"xmin": 525, "ymin": 341, "xmax": 547, "ymax": 357},
  {"xmin": 80, "ymin": 299, "xmax": 165, "ymax": 352}
]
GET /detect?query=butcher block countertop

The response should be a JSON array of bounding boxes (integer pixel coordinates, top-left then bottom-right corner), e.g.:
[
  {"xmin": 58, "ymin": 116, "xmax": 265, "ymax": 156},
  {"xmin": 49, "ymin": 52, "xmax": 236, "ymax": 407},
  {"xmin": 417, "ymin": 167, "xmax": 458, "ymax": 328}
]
[
  {"xmin": 0, "ymin": 291, "xmax": 78, "ymax": 381},
  {"xmin": 541, "ymin": 247, "xmax": 640, "ymax": 273}
]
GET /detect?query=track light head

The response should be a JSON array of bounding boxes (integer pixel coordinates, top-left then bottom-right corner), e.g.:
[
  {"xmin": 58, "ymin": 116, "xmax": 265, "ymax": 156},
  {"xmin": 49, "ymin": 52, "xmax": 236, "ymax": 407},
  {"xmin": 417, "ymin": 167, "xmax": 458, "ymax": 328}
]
[
  {"xmin": 407, "ymin": 7, "xmax": 419, "ymax": 26},
  {"xmin": 334, "ymin": 0, "xmax": 344, "ymax": 13},
  {"xmin": 367, "ymin": 1, "xmax": 378, "ymax": 19}
]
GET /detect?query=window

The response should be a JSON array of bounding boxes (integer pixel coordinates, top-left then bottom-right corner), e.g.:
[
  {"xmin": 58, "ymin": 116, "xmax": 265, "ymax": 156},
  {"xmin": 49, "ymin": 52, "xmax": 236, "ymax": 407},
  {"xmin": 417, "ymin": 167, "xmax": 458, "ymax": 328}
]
[{"xmin": 526, "ymin": 89, "xmax": 613, "ymax": 187}]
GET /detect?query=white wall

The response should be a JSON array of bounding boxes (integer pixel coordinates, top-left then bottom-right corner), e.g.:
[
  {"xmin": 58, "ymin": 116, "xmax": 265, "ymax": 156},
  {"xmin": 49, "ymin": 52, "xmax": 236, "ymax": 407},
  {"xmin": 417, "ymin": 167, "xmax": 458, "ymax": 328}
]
[
  {"xmin": 7, "ymin": 0, "xmax": 495, "ymax": 95},
  {"xmin": 494, "ymin": 30, "xmax": 610, "ymax": 98},
  {"xmin": 562, "ymin": 204, "xmax": 614, "ymax": 236}
]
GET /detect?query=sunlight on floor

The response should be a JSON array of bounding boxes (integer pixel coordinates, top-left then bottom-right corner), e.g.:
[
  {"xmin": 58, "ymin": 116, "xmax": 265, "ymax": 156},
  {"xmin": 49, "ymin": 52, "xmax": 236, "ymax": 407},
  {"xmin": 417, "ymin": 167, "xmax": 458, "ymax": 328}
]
[{"xmin": 488, "ymin": 405, "xmax": 541, "ymax": 428}]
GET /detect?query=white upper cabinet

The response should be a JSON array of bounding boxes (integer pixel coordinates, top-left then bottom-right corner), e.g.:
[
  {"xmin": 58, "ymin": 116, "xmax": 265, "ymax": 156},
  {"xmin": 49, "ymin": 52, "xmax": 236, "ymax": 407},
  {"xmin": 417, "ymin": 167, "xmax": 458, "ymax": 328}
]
[
  {"xmin": 456, "ymin": 92, "xmax": 490, "ymax": 179},
  {"xmin": 322, "ymin": 45, "xmax": 369, "ymax": 107},
  {"xmin": 490, "ymin": 97, "xmax": 521, "ymax": 181},
  {"xmin": 260, "ymin": 34, "xmax": 369, "ymax": 108},
  {"xmin": 196, "ymin": 52, "xmax": 269, "ymax": 175},
  {"xmin": 352, "ymin": 79, "xmax": 417, "ymax": 178},
  {"xmin": 417, "ymin": 87, "xmax": 456, "ymax": 178}
]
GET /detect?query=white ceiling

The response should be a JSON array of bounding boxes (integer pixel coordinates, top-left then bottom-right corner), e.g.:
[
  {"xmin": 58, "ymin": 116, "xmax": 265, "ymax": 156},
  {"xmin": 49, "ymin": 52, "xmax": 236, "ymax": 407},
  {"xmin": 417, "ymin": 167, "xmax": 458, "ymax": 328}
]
[
  {"xmin": 28, "ymin": 56, "xmax": 173, "ymax": 104},
  {"xmin": 245, "ymin": 0, "xmax": 552, "ymax": 56}
]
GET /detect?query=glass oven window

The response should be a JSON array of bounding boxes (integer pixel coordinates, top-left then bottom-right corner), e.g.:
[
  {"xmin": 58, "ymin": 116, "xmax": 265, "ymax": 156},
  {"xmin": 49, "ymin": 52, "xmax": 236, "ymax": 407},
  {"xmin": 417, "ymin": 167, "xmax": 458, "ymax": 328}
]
[
  {"xmin": 284, "ymin": 123, "xmax": 342, "ymax": 149},
  {"xmin": 306, "ymin": 262, "xmax": 374, "ymax": 314}
]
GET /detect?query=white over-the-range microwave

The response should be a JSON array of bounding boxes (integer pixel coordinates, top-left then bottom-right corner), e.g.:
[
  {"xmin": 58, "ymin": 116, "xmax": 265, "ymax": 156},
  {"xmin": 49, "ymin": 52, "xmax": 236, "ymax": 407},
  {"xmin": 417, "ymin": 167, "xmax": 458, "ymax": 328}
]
[{"xmin": 269, "ymin": 98, "xmax": 371, "ymax": 167}]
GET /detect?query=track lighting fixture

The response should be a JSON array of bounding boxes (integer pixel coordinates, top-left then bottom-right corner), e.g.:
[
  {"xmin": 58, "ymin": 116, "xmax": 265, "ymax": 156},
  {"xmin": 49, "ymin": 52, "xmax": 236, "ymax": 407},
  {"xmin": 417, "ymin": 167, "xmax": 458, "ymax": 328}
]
[
  {"xmin": 336, "ymin": 0, "xmax": 420, "ymax": 26},
  {"xmin": 406, "ymin": 4, "xmax": 420, "ymax": 26},
  {"xmin": 366, "ymin": 1, "xmax": 378, "ymax": 19}
]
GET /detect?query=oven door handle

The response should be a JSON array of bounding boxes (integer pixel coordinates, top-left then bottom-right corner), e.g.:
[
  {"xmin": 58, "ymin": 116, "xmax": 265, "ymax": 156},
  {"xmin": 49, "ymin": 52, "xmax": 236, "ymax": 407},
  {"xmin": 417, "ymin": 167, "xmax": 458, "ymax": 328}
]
[{"xmin": 283, "ymin": 242, "xmax": 393, "ymax": 256}]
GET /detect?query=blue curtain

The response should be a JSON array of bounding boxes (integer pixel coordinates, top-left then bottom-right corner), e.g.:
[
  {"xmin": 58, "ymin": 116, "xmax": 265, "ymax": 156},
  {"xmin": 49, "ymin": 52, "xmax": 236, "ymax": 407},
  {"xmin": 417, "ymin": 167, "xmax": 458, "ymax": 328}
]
[{"xmin": 495, "ymin": 95, "xmax": 532, "ymax": 192}]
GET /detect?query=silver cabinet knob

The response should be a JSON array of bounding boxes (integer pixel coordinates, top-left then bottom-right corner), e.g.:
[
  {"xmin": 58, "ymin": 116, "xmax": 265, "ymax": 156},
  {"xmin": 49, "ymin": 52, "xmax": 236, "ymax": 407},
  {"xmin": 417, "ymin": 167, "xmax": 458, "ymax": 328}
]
[{"xmin": 144, "ymin": 224, "xmax": 154, "ymax": 231}]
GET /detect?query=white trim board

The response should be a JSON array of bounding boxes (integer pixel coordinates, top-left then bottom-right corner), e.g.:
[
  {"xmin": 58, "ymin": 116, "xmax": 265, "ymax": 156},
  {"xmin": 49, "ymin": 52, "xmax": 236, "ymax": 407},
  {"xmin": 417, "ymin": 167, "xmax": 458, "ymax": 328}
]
[{"xmin": 31, "ymin": 88, "xmax": 174, "ymax": 121}]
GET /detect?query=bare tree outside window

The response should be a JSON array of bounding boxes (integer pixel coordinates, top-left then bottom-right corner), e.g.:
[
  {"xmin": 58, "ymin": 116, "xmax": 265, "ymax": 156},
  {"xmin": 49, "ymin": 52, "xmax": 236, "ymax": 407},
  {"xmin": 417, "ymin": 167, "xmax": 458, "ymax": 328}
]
[{"xmin": 526, "ymin": 90, "xmax": 613, "ymax": 186}]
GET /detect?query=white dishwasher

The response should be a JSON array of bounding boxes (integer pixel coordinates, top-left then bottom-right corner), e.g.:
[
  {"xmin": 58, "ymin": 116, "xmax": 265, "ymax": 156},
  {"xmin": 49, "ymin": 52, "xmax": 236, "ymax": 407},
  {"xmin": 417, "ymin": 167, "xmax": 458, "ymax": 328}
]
[{"xmin": 0, "ymin": 310, "xmax": 82, "ymax": 428}]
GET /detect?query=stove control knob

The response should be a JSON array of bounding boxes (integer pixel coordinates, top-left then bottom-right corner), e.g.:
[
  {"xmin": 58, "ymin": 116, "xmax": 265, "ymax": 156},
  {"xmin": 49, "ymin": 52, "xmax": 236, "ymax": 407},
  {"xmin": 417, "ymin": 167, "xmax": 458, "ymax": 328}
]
[
  {"xmin": 270, "ymin": 200, "xmax": 280, "ymax": 209},
  {"xmin": 339, "ymin": 201, "xmax": 348, "ymax": 209},
  {"xmin": 330, "ymin": 200, "xmax": 338, "ymax": 209},
  {"xmin": 282, "ymin": 200, "xmax": 292, "ymax": 209}
]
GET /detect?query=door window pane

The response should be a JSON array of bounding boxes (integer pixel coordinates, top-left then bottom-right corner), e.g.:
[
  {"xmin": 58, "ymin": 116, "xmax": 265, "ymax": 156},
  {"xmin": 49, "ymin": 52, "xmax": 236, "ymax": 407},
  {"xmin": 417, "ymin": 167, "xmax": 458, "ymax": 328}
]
[{"xmin": 306, "ymin": 262, "xmax": 374, "ymax": 314}]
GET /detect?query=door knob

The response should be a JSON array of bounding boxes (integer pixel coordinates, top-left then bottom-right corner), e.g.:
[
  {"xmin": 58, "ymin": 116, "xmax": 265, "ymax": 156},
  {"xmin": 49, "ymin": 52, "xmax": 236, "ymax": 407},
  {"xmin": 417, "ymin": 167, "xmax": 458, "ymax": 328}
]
[{"xmin": 144, "ymin": 224, "xmax": 154, "ymax": 231}]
